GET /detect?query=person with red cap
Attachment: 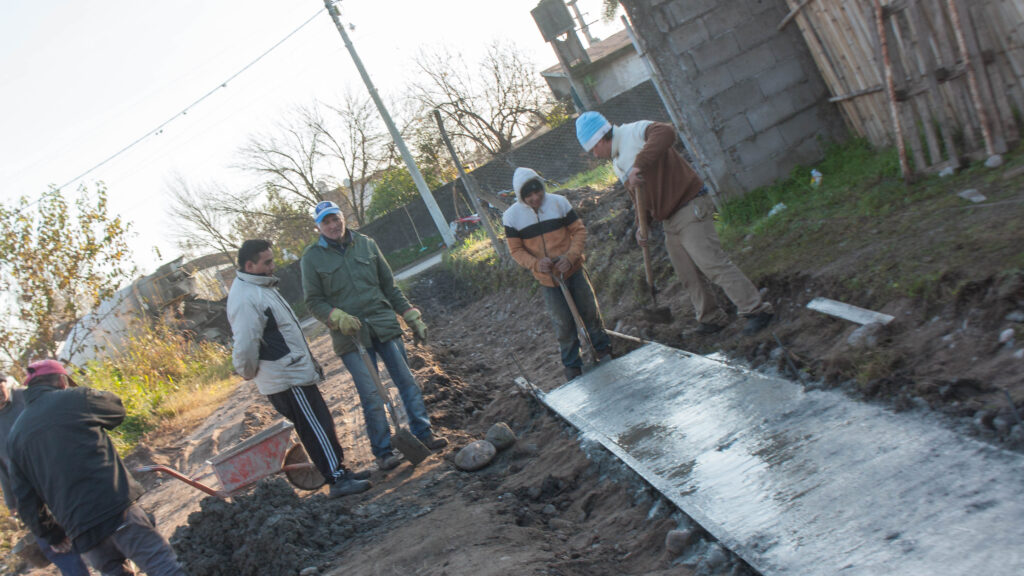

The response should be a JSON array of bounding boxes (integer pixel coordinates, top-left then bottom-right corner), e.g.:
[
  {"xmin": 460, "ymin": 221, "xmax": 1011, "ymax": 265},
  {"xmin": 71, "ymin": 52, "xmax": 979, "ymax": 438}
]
[
  {"xmin": 0, "ymin": 371, "xmax": 90, "ymax": 575},
  {"xmin": 5, "ymin": 360, "xmax": 186, "ymax": 576}
]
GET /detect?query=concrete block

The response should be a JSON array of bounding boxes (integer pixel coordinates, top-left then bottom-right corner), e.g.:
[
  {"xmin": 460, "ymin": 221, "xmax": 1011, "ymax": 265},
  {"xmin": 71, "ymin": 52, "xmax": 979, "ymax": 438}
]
[
  {"xmin": 734, "ymin": 15, "xmax": 781, "ymax": 51},
  {"xmin": 666, "ymin": 0, "xmax": 717, "ymax": 26},
  {"xmin": 768, "ymin": 34, "xmax": 800, "ymax": 61},
  {"xmin": 735, "ymin": 157, "xmax": 787, "ymax": 190},
  {"xmin": 695, "ymin": 65, "xmax": 735, "ymax": 100},
  {"xmin": 747, "ymin": 98, "xmax": 792, "ymax": 132},
  {"xmin": 690, "ymin": 32, "xmax": 741, "ymax": 72},
  {"xmin": 778, "ymin": 106, "xmax": 822, "ymax": 146},
  {"xmin": 733, "ymin": 127, "xmax": 785, "ymax": 168},
  {"xmin": 728, "ymin": 43, "xmax": 777, "ymax": 84},
  {"xmin": 668, "ymin": 18, "xmax": 710, "ymax": 55},
  {"xmin": 711, "ymin": 77, "xmax": 764, "ymax": 121},
  {"xmin": 758, "ymin": 57, "xmax": 808, "ymax": 97},
  {"xmin": 718, "ymin": 114, "xmax": 755, "ymax": 148},
  {"xmin": 703, "ymin": 3, "xmax": 756, "ymax": 39}
]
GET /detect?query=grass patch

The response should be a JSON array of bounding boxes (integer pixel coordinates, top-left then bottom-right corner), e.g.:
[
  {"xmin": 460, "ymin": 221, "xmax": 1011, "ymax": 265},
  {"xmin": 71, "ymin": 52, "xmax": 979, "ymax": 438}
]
[
  {"xmin": 551, "ymin": 164, "xmax": 617, "ymax": 192},
  {"xmin": 444, "ymin": 229, "xmax": 529, "ymax": 294},
  {"xmin": 385, "ymin": 234, "xmax": 444, "ymax": 271},
  {"xmin": 80, "ymin": 318, "xmax": 235, "ymax": 453}
]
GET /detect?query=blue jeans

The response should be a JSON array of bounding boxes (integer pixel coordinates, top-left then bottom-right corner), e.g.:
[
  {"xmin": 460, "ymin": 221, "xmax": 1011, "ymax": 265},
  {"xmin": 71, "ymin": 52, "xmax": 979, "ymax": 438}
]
[
  {"xmin": 541, "ymin": 268, "xmax": 611, "ymax": 368},
  {"xmin": 340, "ymin": 337, "xmax": 432, "ymax": 458},
  {"xmin": 35, "ymin": 535, "xmax": 89, "ymax": 576}
]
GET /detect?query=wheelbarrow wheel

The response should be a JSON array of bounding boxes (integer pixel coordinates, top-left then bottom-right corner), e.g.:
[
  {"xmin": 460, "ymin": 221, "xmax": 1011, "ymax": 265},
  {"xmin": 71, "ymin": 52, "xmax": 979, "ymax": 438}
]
[{"xmin": 283, "ymin": 444, "xmax": 325, "ymax": 490}]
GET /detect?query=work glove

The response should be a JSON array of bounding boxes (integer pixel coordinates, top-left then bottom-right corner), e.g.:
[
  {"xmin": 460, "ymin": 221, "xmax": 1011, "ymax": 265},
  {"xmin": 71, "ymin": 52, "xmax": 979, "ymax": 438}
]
[
  {"xmin": 328, "ymin": 308, "xmax": 362, "ymax": 336},
  {"xmin": 403, "ymin": 308, "xmax": 428, "ymax": 344},
  {"xmin": 554, "ymin": 256, "xmax": 572, "ymax": 276},
  {"xmin": 536, "ymin": 257, "xmax": 554, "ymax": 274}
]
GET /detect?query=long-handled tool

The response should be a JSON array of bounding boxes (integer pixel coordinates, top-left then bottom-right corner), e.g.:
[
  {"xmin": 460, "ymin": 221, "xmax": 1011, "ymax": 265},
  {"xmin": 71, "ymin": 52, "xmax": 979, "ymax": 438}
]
[
  {"xmin": 553, "ymin": 268, "xmax": 600, "ymax": 368},
  {"xmin": 355, "ymin": 337, "xmax": 431, "ymax": 465},
  {"xmin": 635, "ymin": 183, "xmax": 658, "ymax": 305}
]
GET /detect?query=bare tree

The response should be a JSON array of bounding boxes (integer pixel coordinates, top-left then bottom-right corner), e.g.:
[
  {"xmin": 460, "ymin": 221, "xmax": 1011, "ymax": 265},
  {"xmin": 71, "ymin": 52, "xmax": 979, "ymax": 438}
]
[
  {"xmin": 413, "ymin": 40, "xmax": 554, "ymax": 157},
  {"xmin": 306, "ymin": 95, "xmax": 391, "ymax": 226},
  {"xmin": 166, "ymin": 173, "xmax": 242, "ymax": 259},
  {"xmin": 237, "ymin": 111, "xmax": 327, "ymax": 208}
]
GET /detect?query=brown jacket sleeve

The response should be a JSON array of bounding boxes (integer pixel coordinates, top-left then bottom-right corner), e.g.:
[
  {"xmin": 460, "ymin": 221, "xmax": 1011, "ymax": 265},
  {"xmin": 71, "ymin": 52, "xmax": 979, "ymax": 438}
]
[
  {"xmin": 507, "ymin": 236, "xmax": 540, "ymax": 273},
  {"xmin": 562, "ymin": 218, "xmax": 587, "ymax": 265}
]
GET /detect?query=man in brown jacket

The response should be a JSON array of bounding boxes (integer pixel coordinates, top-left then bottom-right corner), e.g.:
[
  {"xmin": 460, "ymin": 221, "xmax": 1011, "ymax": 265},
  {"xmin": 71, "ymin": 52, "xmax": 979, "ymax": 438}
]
[
  {"xmin": 576, "ymin": 111, "xmax": 773, "ymax": 335},
  {"xmin": 502, "ymin": 167, "xmax": 612, "ymax": 381}
]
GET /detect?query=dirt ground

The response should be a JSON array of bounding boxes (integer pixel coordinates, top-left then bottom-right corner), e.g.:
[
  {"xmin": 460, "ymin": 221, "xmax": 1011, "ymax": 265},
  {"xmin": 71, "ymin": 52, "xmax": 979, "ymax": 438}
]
[{"xmin": 11, "ymin": 172, "xmax": 1023, "ymax": 575}]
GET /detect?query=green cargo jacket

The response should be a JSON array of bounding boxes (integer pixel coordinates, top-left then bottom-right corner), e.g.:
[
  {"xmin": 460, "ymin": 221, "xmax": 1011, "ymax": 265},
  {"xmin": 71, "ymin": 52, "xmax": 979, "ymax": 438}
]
[{"xmin": 301, "ymin": 231, "xmax": 413, "ymax": 356}]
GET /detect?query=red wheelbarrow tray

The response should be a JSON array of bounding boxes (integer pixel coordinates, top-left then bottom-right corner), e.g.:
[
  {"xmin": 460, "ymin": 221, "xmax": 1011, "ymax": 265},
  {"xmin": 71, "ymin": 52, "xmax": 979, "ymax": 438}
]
[{"xmin": 135, "ymin": 420, "xmax": 320, "ymax": 499}]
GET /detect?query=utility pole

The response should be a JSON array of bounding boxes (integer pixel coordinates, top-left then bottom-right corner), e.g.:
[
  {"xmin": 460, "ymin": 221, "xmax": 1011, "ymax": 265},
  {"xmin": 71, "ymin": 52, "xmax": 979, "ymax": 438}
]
[
  {"xmin": 322, "ymin": 0, "xmax": 455, "ymax": 247},
  {"xmin": 432, "ymin": 110, "xmax": 508, "ymax": 262}
]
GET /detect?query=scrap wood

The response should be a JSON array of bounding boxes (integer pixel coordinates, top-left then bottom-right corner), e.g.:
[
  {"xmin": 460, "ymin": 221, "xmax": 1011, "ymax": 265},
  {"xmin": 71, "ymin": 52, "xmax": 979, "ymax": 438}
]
[{"xmin": 806, "ymin": 296, "xmax": 895, "ymax": 325}]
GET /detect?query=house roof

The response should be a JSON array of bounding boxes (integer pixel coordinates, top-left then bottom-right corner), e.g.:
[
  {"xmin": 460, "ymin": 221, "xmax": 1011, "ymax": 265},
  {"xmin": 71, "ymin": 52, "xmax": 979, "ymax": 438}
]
[{"xmin": 540, "ymin": 28, "xmax": 633, "ymax": 77}]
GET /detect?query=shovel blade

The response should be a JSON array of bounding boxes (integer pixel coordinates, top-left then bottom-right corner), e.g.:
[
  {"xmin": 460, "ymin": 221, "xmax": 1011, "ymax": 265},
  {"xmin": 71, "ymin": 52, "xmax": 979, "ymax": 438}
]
[{"xmin": 392, "ymin": 429, "xmax": 431, "ymax": 465}]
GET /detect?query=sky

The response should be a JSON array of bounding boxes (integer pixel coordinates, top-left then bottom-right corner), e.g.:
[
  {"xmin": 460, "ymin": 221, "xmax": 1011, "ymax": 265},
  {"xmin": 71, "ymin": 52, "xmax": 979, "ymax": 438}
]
[{"xmin": 0, "ymin": 0, "xmax": 621, "ymax": 274}]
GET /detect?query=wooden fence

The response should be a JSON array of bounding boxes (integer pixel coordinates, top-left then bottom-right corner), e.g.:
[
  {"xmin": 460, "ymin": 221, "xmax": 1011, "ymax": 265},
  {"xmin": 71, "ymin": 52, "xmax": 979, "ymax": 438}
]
[{"xmin": 782, "ymin": 0, "xmax": 1024, "ymax": 178}]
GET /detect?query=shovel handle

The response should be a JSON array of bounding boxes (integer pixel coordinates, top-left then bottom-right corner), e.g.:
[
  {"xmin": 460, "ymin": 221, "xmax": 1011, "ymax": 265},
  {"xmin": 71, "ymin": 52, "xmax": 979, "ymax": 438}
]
[
  {"xmin": 354, "ymin": 339, "xmax": 405, "ymax": 431},
  {"xmin": 634, "ymin": 184, "xmax": 657, "ymax": 302},
  {"xmin": 554, "ymin": 274, "xmax": 598, "ymax": 363}
]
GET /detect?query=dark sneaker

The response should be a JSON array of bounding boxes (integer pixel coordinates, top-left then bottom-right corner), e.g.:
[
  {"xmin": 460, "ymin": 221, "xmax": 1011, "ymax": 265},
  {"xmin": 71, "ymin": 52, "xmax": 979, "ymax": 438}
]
[
  {"xmin": 376, "ymin": 451, "xmax": 402, "ymax": 471},
  {"xmin": 563, "ymin": 365, "xmax": 583, "ymax": 381},
  {"xmin": 342, "ymin": 467, "xmax": 371, "ymax": 480},
  {"xmin": 743, "ymin": 312, "xmax": 774, "ymax": 335},
  {"xmin": 693, "ymin": 322, "xmax": 725, "ymax": 335},
  {"xmin": 418, "ymin": 432, "xmax": 449, "ymax": 451},
  {"xmin": 327, "ymin": 476, "xmax": 371, "ymax": 498}
]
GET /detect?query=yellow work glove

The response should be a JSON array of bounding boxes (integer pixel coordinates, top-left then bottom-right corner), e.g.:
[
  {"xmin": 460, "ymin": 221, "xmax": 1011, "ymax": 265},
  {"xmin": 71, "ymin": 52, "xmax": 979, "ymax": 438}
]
[
  {"xmin": 328, "ymin": 308, "xmax": 362, "ymax": 336},
  {"xmin": 402, "ymin": 308, "xmax": 428, "ymax": 344}
]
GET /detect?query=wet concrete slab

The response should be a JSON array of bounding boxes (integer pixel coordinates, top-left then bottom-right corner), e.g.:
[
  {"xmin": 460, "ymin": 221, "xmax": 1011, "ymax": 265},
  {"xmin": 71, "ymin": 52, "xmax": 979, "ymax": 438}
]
[{"xmin": 543, "ymin": 343, "xmax": 1024, "ymax": 575}]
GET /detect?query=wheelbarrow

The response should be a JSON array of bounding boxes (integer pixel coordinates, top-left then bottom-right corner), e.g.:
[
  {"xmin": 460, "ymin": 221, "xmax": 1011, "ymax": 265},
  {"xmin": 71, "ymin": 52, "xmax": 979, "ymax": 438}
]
[{"xmin": 135, "ymin": 421, "xmax": 324, "ymax": 499}]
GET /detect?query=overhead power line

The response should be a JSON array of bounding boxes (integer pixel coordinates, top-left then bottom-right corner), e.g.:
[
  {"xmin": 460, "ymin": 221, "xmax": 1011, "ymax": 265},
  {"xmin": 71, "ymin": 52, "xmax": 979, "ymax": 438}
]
[{"xmin": 48, "ymin": 7, "xmax": 326, "ymax": 196}]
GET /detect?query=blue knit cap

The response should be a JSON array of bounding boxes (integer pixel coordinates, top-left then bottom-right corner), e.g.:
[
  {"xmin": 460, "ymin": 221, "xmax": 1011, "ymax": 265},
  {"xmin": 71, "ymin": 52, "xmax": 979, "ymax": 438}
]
[{"xmin": 575, "ymin": 111, "xmax": 612, "ymax": 151}]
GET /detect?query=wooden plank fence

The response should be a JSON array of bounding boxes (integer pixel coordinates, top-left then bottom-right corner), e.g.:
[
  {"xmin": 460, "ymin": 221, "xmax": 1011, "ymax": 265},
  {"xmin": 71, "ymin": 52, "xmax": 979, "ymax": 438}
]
[{"xmin": 782, "ymin": 0, "xmax": 1024, "ymax": 179}]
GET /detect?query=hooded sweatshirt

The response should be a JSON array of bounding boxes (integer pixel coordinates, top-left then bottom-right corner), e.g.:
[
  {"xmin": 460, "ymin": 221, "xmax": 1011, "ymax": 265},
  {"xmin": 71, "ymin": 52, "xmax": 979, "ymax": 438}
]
[{"xmin": 502, "ymin": 167, "xmax": 586, "ymax": 287}]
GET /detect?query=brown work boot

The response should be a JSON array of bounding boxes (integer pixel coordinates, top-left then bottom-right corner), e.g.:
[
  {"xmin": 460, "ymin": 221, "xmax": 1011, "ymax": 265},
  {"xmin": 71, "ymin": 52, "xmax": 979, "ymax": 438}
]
[
  {"xmin": 418, "ymin": 432, "xmax": 449, "ymax": 451},
  {"xmin": 743, "ymin": 312, "xmax": 774, "ymax": 335},
  {"xmin": 563, "ymin": 365, "xmax": 583, "ymax": 381},
  {"xmin": 376, "ymin": 451, "xmax": 403, "ymax": 471}
]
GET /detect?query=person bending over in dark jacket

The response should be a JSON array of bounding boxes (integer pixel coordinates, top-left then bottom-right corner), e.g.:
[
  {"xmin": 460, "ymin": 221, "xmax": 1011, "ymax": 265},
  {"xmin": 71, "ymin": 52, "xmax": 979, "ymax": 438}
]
[{"xmin": 6, "ymin": 360, "xmax": 185, "ymax": 576}]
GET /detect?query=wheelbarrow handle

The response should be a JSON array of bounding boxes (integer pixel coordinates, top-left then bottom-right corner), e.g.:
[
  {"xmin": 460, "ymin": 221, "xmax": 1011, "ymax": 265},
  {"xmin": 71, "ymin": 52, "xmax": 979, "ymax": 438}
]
[{"xmin": 134, "ymin": 465, "xmax": 227, "ymax": 499}]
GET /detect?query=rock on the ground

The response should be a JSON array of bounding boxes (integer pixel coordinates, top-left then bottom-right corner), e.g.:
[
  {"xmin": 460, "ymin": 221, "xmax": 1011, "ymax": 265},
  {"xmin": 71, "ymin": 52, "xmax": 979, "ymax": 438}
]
[
  {"xmin": 665, "ymin": 529, "xmax": 697, "ymax": 555},
  {"xmin": 999, "ymin": 328, "xmax": 1015, "ymax": 344},
  {"xmin": 985, "ymin": 154, "xmax": 1004, "ymax": 168},
  {"xmin": 454, "ymin": 440, "xmax": 497, "ymax": 471},
  {"xmin": 486, "ymin": 422, "xmax": 517, "ymax": 451},
  {"xmin": 300, "ymin": 567, "xmax": 319, "ymax": 576},
  {"xmin": 847, "ymin": 322, "xmax": 885, "ymax": 348},
  {"xmin": 957, "ymin": 189, "xmax": 987, "ymax": 203},
  {"xmin": 1006, "ymin": 310, "xmax": 1024, "ymax": 323}
]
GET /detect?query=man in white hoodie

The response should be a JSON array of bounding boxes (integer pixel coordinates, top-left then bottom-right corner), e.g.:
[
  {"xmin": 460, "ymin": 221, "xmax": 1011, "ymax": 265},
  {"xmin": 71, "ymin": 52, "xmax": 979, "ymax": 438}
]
[
  {"xmin": 227, "ymin": 239, "xmax": 370, "ymax": 498},
  {"xmin": 502, "ymin": 167, "xmax": 612, "ymax": 381}
]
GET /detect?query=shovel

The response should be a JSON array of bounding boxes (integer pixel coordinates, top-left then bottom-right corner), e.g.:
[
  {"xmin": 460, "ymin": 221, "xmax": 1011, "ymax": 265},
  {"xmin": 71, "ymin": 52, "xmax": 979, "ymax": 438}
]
[
  {"xmin": 553, "ymin": 268, "xmax": 600, "ymax": 369},
  {"xmin": 354, "ymin": 337, "xmax": 431, "ymax": 466},
  {"xmin": 634, "ymin": 183, "xmax": 658, "ymax": 305}
]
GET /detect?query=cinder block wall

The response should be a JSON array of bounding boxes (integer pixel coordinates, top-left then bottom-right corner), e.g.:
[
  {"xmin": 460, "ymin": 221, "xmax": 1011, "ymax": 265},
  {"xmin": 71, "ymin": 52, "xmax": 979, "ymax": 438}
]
[{"xmin": 621, "ymin": 0, "xmax": 847, "ymax": 196}]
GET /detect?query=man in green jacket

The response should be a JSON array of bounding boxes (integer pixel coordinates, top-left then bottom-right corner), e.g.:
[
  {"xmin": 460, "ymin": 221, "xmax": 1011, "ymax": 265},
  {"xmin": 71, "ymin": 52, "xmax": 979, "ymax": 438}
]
[{"xmin": 300, "ymin": 201, "xmax": 447, "ymax": 471}]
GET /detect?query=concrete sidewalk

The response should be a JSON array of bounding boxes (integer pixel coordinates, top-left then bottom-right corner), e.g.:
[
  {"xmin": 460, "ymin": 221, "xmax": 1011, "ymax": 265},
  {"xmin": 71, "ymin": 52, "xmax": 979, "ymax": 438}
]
[{"xmin": 544, "ymin": 343, "xmax": 1024, "ymax": 575}]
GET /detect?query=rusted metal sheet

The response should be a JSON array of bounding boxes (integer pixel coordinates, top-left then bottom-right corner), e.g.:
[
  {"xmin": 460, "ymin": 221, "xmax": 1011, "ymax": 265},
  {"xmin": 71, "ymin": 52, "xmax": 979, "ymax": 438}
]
[{"xmin": 544, "ymin": 343, "xmax": 1024, "ymax": 575}]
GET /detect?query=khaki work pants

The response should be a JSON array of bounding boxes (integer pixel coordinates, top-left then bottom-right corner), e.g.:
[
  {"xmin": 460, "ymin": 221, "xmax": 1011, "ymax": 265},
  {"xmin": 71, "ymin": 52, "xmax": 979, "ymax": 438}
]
[{"xmin": 662, "ymin": 194, "xmax": 771, "ymax": 323}]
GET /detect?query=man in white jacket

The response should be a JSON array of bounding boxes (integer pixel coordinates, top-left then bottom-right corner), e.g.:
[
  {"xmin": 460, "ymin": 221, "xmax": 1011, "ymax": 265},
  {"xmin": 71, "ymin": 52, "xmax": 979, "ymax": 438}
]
[{"xmin": 227, "ymin": 239, "xmax": 370, "ymax": 498}]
